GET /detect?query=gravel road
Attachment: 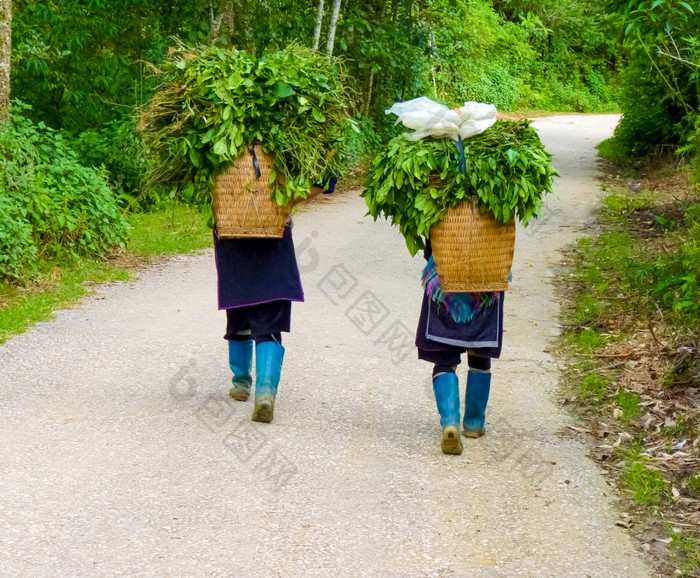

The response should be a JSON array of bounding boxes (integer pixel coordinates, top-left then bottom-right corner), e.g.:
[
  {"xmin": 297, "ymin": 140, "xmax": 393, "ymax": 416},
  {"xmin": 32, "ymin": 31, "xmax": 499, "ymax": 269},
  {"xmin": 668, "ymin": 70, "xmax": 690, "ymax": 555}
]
[{"xmin": 0, "ymin": 115, "xmax": 653, "ymax": 577}]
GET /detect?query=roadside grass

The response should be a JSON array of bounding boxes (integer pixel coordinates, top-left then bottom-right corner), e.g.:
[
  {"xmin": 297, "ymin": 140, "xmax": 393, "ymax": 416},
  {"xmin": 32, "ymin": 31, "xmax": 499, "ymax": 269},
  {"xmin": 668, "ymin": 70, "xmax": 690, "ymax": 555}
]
[
  {"xmin": 0, "ymin": 260, "xmax": 130, "ymax": 343},
  {"xmin": 613, "ymin": 390, "xmax": 642, "ymax": 421},
  {"xmin": 0, "ymin": 204, "xmax": 211, "ymax": 344},
  {"xmin": 127, "ymin": 204, "xmax": 211, "ymax": 256},
  {"xmin": 671, "ymin": 532, "xmax": 700, "ymax": 577},
  {"xmin": 578, "ymin": 373, "xmax": 609, "ymax": 405},
  {"xmin": 620, "ymin": 443, "xmax": 667, "ymax": 510},
  {"xmin": 596, "ymin": 138, "xmax": 628, "ymax": 163},
  {"xmin": 557, "ymin": 163, "xmax": 700, "ymax": 575}
]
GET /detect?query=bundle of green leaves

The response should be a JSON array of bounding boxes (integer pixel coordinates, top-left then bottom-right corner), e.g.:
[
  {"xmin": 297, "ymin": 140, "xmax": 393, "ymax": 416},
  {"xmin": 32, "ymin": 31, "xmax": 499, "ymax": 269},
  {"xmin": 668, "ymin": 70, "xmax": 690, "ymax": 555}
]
[
  {"xmin": 362, "ymin": 121, "xmax": 558, "ymax": 255},
  {"xmin": 140, "ymin": 43, "xmax": 355, "ymax": 223}
]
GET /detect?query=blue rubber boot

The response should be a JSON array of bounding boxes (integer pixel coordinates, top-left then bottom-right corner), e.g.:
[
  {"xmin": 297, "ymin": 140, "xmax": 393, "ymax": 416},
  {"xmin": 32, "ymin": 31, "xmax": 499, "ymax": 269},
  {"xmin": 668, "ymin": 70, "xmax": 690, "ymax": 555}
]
[
  {"xmin": 432, "ymin": 372, "xmax": 463, "ymax": 455},
  {"xmin": 251, "ymin": 341, "xmax": 285, "ymax": 423},
  {"xmin": 228, "ymin": 340, "xmax": 253, "ymax": 401},
  {"xmin": 463, "ymin": 370, "xmax": 491, "ymax": 438}
]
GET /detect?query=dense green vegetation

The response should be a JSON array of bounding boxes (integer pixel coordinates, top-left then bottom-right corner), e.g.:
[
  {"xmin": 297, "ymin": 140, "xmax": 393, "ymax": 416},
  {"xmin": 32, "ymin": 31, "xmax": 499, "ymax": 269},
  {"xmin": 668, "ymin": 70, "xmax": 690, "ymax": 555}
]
[
  {"xmin": 1, "ymin": 0, "xmax": 698, "ymax": 292},
  {"xmin": 604, "ymin": 0, "xmax": 700, "ymax": 159},
  {"xmin": 0, "ymin": 104, "xmax": 128, "ymax": 282},
  {"xmin": 9, "ymin": 0, "xmax": 622, "ymax": 127}
]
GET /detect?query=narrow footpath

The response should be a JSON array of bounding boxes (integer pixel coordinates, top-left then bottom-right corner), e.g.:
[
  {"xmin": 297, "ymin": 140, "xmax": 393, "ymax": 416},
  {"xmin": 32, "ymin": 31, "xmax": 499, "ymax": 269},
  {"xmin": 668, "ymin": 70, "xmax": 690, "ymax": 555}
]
[{"xmin": 0, "ymin": 115, "xmax": 652, "ymax": 577}]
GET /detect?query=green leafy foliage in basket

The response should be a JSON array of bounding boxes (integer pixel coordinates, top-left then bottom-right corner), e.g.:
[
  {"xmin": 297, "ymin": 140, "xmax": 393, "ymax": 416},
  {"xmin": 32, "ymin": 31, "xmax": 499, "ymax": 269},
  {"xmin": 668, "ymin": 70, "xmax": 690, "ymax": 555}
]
[
  {"xmin": 362, "ymin": 120, "xmax": 558, "ymax": 256},
  {"xmin": 139, "ymin": 43, "xmax": 355, "ymax": 223}
]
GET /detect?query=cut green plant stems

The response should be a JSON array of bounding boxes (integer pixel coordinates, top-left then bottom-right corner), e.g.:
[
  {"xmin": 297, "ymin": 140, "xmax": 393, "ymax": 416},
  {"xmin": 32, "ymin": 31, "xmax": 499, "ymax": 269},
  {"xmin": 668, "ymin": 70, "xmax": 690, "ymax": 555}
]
[
  {"xmin": 362, "ymin": 121, "xmax": 558, "ymax": 255},
  {"xmin": 139, "ymin": 43, "xmax": 355, "ymax": 224}
]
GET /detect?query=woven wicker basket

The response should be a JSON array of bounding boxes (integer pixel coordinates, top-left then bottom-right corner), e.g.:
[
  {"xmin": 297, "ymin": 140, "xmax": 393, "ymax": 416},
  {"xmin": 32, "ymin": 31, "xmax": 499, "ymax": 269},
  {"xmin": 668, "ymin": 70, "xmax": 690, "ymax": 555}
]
[
  {"xmin": 213, "ymin": 145, "xmax": 290, "ymax": 239},
  {"xmin": 430, "ymin": 201, "xmax": 516, "ymax": 293}
]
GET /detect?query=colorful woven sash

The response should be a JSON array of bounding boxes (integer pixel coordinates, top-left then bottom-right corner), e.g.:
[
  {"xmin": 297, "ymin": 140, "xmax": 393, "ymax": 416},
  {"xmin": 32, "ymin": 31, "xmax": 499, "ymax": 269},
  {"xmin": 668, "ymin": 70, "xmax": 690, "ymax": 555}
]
[{"xmin": 421, "ymin": 256, "xmax": 501, "ymax": 324}]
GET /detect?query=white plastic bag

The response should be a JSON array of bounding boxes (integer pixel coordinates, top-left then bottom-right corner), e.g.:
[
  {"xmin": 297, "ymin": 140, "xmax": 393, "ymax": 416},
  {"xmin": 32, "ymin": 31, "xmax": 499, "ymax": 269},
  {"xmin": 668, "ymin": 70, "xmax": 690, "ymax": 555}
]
[{"xmin": 386, "ymin": 97, "xmax": 497, "ymax": 141}]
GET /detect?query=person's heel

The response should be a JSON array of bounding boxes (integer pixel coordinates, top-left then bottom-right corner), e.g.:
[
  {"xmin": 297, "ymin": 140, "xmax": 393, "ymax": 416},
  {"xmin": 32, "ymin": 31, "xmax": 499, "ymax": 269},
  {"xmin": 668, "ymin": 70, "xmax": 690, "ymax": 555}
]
[
  {"xmin": 441, "ymin": 425, "xmax": 463, "ymax": 455},
  {"xmin": 251, "ymin": 396, "xmax": 275, "ymax": 423},
  {"xmin": 433, "ymin": 372, "xmax": 462, "ymax": 455}
]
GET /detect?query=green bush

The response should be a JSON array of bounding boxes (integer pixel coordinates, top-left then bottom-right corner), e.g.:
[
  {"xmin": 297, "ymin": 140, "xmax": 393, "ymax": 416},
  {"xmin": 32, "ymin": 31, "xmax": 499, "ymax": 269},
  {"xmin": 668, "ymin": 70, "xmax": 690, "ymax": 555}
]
[
  {"xmin": 608, "ymin": 64, "xmax": 674, "ymax": 157},
  {"xmin": 488, "ymin": 0, "xmax": 619, "ymax": 113},
  {"xmin": 466, "ymin": 60, "xmax": 521, "ymax": 111},
  {"xmin": 0, "ymin": 103, "xmax": 129, "ymax": 282},
  {"xmin": 597, "ymin": 137, "xmax": 630, "ymax": 163},
  {"xmin": 648, "ymin": 204, "xmax": 700, "ymax": 323},
  {"xmin": 584, "ymin": 67, "xmax": 608, "ymax": 100},
  {"xmin": 429, "ymin": 3, "xmax": 533, "ymax": 111},
  {"xmin": 607, "ymin": 0, "xmax": 699, "ymax": 157},
  {"xmin": 521, "ymin": 72, "xmax": 617, "ymax": 113},
  {"xmin": 343, "ymin": 114, "xmax": 383, "ymax": 171},
  {"xmin": 69, "ymin": 117, "xmax": 150, "ymax": 207},
  {"xmin": 0, "ymin": 195, "xmax": 37, "ymax": 281}
]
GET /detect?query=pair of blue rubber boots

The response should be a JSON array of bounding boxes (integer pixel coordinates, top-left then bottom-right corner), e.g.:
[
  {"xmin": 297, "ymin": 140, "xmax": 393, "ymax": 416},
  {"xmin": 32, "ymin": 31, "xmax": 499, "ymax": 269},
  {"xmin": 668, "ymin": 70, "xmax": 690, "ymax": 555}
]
[
  {"xmin": 433, "ymin": 370, "xmax": 491, "ymax": 455},
  {"xmin": 228, "ymin": 340, "xmax": 284, "ymax": 423}
]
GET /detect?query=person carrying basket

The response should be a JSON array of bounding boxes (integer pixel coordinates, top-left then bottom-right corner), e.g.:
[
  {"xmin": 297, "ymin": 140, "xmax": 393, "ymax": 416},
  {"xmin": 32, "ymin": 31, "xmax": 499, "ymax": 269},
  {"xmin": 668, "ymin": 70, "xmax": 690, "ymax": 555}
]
[
  {"xmin": 138, "ymin": 44, "xmax": 351, "ymax": 424},
  {"xmin": 215, "ymin": 152, "xmax": 337, "ymax": 423},
  {"xmin": 416, "ymin": 238, "xmax": 505, "ymax": 455},
  {"xmin": 362, "ymin": 97, "xmax": 556, "ymax": 456}
]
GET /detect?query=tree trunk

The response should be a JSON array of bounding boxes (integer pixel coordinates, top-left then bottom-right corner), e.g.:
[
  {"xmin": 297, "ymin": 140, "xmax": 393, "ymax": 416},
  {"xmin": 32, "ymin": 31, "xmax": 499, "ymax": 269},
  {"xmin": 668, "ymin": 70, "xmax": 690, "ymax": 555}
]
[
  {"xmin": 0, "ymin": 0, "xmax": 11, "ymax": 123},
  {"xmin": 312, "ymin": 0, "xmax": 324, "ymax": 51},
  {"xmin": 210, "ymin": 2, "xmax": 223, "ymax": 43},
  {"xmin": 326, "ymin": 0, "xmax": 341, "ymax": 56},
  {"xmin": 210, "ymin": 0, "xmax": 235, "ymax": 45},
  {"xmin": 364, "ymin": 69, "xmax": 374, "ymax": 116}
]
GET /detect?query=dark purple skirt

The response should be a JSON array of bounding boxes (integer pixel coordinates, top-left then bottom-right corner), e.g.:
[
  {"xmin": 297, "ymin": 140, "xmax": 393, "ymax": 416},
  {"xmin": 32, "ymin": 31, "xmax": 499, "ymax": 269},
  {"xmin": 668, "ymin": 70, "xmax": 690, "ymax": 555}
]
[
  {"xmin": 213, "ymin": 224, "xmax": 304, "ymax": 310},
  {"xmin": 415, "ymin": 292, "xmax": 504, "ymax": 359}
]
